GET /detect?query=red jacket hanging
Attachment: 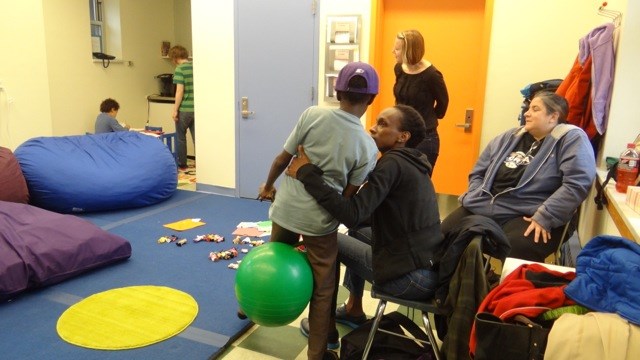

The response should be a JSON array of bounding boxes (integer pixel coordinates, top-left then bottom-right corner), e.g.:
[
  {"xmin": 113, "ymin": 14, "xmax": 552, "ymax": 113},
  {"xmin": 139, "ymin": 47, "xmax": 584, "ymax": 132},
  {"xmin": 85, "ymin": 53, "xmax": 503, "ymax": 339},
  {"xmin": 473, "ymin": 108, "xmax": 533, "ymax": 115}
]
[{"xmin": 556, "ymin": 55, "xmax": 598, "ymax": 139}]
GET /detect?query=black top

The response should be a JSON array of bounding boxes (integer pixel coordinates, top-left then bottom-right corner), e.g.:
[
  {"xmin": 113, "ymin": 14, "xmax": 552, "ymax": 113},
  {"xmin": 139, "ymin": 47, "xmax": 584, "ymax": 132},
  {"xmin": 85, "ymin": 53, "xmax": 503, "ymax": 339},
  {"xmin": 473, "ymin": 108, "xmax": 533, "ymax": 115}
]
[
  {"xmin": 394, "ymin": 63, "xmax": 449, "ymax": 131},
  {"xmin": 297, "ymin": 148, "xmax": 443, "ymax": 284},
  {"xmin": 491, "ymin": 132, "xmax": 544, "ymax": 195}
]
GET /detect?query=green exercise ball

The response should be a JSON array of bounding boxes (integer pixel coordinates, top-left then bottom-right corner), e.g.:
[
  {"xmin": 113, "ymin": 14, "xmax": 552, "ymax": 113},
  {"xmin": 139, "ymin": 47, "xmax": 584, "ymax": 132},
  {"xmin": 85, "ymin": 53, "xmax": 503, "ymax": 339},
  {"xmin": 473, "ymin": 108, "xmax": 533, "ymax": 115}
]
[{"xmin": 235, "ymin": 242, "xmax": 313, "ymax": 327}]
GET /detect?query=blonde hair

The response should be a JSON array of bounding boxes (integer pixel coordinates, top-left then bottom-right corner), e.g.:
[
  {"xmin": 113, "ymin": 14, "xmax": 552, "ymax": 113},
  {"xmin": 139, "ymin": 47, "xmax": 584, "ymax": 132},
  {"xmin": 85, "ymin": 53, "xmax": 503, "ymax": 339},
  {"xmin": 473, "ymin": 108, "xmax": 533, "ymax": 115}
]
[{"xmin": 397, "ymin": 30, "xmax": 425, "ymax": 65}]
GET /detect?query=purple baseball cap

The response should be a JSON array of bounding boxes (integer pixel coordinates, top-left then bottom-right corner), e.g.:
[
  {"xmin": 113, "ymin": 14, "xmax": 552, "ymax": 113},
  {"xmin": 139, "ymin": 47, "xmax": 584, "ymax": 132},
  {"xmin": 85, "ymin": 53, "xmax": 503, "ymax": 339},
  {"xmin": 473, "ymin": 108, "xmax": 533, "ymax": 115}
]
[{"xmin": 334, "ymin": 62, "xmax": 379, "ymax": 95}]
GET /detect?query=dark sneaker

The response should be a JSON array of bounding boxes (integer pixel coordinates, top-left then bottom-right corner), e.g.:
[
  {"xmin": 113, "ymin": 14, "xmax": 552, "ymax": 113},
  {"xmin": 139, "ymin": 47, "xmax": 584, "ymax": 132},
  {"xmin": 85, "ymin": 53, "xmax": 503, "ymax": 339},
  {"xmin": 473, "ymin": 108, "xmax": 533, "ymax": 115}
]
[
  {"xmin": 237, "ymin": 310, "xmax": 247, "ymax": 320},
  {"xmin": 323, "ymin": 350, "xmax": 339, "ymax": 360},
  {"xmin": 299, "ymin": 318, "xmax": 340, "ymax": 350},
  {"xmin": 335, "ymin": 303, "xmax": 367, "ymax": 329}
]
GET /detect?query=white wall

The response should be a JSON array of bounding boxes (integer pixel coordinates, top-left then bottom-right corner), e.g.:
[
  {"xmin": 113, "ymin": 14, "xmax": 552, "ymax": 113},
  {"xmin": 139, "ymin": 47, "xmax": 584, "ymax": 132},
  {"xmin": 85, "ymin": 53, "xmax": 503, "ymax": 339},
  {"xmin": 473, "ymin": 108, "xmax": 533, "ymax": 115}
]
[
  {"xmin": 482, "ymin": 0, "xmax": 626, "ymax": 151},
  {"xmin": 0, "ymin": 0, "xmax": 52, "ymax": 148},
  {"xmin": 174, "ymin": 0, "xmax": 193, "ymax": 56},
  {"xmin": 190, "ymin": 1, "xmax": 236, "ymax": 190},
  {"xmin": 0, "ymin": 0, "xmax": 182, "ymax": 148},
  {"xmin": 43, "ymin": 0, "xmax": 173, "ymax": 135},
  {"xmin": 600, "ymin": 0, "xmax": 639, "ymax": 163}
]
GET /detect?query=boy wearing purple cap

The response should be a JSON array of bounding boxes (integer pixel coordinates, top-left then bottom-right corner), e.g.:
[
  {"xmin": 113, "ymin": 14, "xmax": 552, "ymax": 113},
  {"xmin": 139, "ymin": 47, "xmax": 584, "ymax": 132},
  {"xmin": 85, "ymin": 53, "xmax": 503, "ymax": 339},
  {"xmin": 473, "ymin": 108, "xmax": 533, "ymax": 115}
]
[{"xmin": 257, "ymin": 62, "xmax": 379, "ymax": 360}]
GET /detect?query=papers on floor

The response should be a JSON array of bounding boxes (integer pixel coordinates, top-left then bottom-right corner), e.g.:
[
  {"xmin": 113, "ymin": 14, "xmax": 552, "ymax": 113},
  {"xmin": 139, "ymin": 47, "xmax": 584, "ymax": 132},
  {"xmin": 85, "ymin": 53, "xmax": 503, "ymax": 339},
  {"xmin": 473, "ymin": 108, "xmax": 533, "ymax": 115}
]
[
  {"xmin": 233, "ymin": 221, "xmax": 271, "ymax": 238},
  {"xmin": 163, "ymin": 218, "xmax": 206, "ymax": 231}
]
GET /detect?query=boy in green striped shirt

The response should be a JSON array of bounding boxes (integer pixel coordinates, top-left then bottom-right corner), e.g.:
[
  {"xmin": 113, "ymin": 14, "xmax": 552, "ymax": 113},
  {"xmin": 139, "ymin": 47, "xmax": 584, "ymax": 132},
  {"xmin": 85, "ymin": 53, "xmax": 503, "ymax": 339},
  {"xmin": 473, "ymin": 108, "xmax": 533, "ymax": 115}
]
[{"xmin": 169, "ymin": 45, "xmax": 194, "ymax": 170}]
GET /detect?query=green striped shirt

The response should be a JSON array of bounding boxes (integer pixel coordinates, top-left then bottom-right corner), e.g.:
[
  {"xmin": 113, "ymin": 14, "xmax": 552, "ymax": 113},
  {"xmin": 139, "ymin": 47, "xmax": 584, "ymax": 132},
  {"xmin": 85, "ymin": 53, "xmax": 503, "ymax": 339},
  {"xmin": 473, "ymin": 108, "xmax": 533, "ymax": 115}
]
[{"xmin": 173, "ymin": 61, "xmax": 194, "ymax": 112}]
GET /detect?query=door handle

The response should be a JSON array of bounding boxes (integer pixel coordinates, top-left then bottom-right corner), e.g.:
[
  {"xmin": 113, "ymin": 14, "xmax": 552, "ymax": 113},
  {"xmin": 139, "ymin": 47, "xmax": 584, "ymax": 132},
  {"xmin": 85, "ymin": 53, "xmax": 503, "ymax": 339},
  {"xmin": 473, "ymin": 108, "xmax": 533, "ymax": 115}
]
[
  {"xmin": 456, "ymin": 108, "xmax": 473, "ymax": 133},
  {"xmin": 241, "ymin": 97, "xmax": 255, "ymax": 119}
]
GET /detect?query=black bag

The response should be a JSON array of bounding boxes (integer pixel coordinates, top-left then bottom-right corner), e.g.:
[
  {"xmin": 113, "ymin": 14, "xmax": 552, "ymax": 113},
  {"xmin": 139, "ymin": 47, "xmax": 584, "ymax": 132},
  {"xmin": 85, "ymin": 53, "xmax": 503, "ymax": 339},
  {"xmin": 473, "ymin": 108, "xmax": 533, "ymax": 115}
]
[
  {"xmin": 518, "ymin": 79, "xmax": 563, "ymax": 125},
  {"xmin": 474, "ymin": 312, "xmax": 550, "ymax": 360},
  {"xmin": 340, "ymin": 311, "xmax": 436, "ymax": 360},
  {"xmin": 594, "ymin": 160, "xmax": 618, "ymax": 210}
]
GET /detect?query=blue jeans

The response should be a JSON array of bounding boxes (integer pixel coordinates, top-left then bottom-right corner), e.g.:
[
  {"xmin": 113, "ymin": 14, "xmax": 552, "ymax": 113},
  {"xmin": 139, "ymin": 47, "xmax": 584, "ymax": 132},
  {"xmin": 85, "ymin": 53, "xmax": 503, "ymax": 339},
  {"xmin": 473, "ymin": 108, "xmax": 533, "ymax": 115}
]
[
  {"xmin": 175, "ymin": 111, "xmax": 195, "ymax": 167},
  {"xmin": 339, "ymin": 227, "xmax": 438, "ymax": 301}
]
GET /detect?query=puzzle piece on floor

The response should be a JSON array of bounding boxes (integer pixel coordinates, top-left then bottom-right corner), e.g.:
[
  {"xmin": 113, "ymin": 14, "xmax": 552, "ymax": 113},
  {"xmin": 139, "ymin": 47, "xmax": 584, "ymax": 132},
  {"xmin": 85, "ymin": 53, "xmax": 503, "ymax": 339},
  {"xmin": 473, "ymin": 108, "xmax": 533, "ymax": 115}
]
[
  {"xmin": 157, "ymin": 235, "xmax": 180, "ymax": 244},
  {"xmin": 194, "ymin": 234, "xmax": 225, "ymax": 243},
  {"xmin": 209, "ymin": 247, "xmax": 239, "ymax": 262}
]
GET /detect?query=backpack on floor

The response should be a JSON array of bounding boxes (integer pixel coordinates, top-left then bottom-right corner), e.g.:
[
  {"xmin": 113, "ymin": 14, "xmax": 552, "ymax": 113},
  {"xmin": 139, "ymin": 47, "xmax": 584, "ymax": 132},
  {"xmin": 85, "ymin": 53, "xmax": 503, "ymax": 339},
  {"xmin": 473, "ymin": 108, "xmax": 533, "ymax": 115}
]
[{"xmin": 340, "ymin": 311, "xmax": 436, "ymax": 360}]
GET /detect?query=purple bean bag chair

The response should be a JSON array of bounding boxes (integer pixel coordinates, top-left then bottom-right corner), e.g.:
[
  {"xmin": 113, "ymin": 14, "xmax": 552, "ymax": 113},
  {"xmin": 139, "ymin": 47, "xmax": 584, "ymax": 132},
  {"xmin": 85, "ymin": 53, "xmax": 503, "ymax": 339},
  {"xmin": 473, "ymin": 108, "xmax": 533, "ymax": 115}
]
[
  {"xmin": 0, "ymin": 201, "xmax": 132, "ymax": 301},
  {"xmin": 14, "ymin": 131, "xmax": 177, "ymax": 213}
]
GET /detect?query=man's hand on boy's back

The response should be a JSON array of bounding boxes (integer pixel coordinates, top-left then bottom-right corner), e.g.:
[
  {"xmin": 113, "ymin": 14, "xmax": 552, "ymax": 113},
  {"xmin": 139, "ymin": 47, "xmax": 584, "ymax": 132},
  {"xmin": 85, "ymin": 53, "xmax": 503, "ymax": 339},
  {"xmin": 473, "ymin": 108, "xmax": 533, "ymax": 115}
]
[{"xmin": 286, "ymin": 145, "xmax": 311, "ymax": 180}]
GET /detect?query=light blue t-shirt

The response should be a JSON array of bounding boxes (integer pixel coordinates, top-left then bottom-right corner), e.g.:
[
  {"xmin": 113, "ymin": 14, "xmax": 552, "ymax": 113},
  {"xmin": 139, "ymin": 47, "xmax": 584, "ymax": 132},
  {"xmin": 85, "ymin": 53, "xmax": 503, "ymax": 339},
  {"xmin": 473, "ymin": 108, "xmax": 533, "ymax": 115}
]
[
  {"xmin": 94, "ymin": 112, "xmax": 128, "ymax": 134},
  {"xmin": 269, "ymin": 106, "xmax": 378, "ymax": 236}
]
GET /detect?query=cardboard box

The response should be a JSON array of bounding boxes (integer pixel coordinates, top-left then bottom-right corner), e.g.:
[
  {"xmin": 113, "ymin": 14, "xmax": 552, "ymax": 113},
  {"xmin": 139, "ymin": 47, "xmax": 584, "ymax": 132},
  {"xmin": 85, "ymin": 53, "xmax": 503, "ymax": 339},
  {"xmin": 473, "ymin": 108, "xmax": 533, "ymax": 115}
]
[{"xmin": 626, "ymin": 186, "xmax": 640, "ymax": 214}]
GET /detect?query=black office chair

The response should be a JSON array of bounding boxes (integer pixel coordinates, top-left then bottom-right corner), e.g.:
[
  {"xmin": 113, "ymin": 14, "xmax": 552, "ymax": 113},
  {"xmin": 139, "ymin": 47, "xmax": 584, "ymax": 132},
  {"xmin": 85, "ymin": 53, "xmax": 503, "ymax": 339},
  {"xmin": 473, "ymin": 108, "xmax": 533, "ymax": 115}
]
[
  {"xmin": 362, "ymin": 235, "xmax": 498, "ymax": 360},
  {"xmin": 362, "ymin": 289, "xmax": 444, "ymax": 360}
]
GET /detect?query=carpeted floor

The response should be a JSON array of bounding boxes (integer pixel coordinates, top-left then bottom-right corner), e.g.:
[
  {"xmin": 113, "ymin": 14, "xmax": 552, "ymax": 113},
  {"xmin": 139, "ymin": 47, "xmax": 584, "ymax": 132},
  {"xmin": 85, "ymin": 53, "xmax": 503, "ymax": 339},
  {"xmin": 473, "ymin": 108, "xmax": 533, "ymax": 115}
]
[
  {"xmin": 0, "ymin": 188, "xmax": 463, "ymax": 359},
  {"xmin": 216, "ymin": 267, "xmax": 404, "ymax": 360},
  {"xmin": 0, "ymin": 190, "xmax": 271, "ymax": 360}
]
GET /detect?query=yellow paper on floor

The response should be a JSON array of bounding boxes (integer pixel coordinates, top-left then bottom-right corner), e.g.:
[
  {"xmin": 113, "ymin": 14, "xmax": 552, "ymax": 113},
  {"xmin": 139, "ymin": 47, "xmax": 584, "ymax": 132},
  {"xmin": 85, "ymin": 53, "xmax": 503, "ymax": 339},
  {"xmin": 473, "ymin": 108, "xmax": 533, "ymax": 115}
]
[{"xmin": 163, "ymin": 218, "xmax": 206, "ymax": 231}]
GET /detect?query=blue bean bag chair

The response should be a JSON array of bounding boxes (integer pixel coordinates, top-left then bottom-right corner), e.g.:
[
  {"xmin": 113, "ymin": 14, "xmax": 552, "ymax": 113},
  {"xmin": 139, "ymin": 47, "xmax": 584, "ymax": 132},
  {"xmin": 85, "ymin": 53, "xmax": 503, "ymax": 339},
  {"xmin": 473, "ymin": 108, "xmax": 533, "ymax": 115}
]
[{"xmin": 14, "ymin": 132, "xmax": 177, "ymax": 213}]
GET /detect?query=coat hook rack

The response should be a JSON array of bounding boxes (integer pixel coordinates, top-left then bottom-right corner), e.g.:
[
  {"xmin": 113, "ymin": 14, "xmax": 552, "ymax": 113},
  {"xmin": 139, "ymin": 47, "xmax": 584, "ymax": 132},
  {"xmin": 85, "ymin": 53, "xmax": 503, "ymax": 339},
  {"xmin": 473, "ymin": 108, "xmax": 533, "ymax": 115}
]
[{"xmin": 598, "ymin": 2, "xmax": 622, "ymax": 28}]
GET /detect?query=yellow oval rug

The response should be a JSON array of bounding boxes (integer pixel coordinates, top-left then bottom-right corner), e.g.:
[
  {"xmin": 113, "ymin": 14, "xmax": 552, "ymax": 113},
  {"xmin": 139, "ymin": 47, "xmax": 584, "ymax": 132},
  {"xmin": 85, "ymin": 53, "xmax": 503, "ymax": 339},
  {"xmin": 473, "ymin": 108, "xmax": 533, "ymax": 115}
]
[{"xmin": 57, "ymin": 285, "xmax": 198, "ymax": 350}]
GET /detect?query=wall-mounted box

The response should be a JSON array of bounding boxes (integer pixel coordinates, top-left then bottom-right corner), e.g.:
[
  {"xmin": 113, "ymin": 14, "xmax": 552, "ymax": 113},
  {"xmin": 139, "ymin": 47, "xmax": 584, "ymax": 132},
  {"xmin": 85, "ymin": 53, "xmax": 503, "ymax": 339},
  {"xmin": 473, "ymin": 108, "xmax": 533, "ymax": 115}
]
[
  {"xmin": 327, "ymin": 15, "xmax": 360, "ymax": 44},
  {"xmin": 325, "ymin": 44, "xmax": 359, "ymax": 72},
  {"xmin": 324, "ymin": 15, "xmax": 361, "ymax": 103},
  {"xmin": 325, "ymin": 74, "xmax": 339, "ymax": 103}
]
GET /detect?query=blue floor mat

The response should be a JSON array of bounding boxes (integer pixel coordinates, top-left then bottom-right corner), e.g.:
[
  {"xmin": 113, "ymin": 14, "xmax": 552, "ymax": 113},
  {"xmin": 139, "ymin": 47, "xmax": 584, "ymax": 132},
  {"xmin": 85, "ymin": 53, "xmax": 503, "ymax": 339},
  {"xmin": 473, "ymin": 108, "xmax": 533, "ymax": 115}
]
[{"xmin": 0, "ymin": 190, "xmax": 271, "ymax": 360}]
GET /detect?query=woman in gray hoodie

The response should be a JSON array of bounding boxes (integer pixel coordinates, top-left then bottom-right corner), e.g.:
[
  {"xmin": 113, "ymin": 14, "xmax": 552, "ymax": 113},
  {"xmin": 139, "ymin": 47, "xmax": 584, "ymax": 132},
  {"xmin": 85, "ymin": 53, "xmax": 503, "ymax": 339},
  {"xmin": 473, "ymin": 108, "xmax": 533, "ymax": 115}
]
[{"xmin": 442, "ymin": 91, "xmax": 596, "ymax": 262}]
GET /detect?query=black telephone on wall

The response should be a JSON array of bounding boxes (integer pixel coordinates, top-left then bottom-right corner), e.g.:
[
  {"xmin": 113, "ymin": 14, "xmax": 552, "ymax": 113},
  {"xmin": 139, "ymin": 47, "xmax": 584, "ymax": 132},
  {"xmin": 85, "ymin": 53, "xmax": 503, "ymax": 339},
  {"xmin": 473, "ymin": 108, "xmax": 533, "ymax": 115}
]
[
  {"xmin": 92, "ymin": 52, "xmax": 116, "ymax": 68},
  {"xmin": 93, "ymin": 52, "xmax": 115, "ymax": 60}
]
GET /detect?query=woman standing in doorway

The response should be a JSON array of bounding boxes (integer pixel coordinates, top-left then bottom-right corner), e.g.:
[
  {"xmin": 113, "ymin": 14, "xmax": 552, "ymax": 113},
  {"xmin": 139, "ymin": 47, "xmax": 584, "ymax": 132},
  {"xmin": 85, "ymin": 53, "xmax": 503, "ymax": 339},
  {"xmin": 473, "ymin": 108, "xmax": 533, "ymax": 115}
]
[{"xmin": 393, "ymin": 30, "xmax": 449, "ymax": 174}]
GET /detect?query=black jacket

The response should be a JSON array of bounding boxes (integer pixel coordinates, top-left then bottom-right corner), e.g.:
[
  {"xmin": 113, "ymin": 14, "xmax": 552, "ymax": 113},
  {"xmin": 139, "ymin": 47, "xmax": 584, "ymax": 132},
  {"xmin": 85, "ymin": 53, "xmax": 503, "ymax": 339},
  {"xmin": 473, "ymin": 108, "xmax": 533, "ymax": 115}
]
[
  {"xmin": 435, "ymin": 215, "xmax": 511, "ymax": 304},
  {"xmin": 297, "ymin": 147, "xmax": 442, "ymax": 284}
]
